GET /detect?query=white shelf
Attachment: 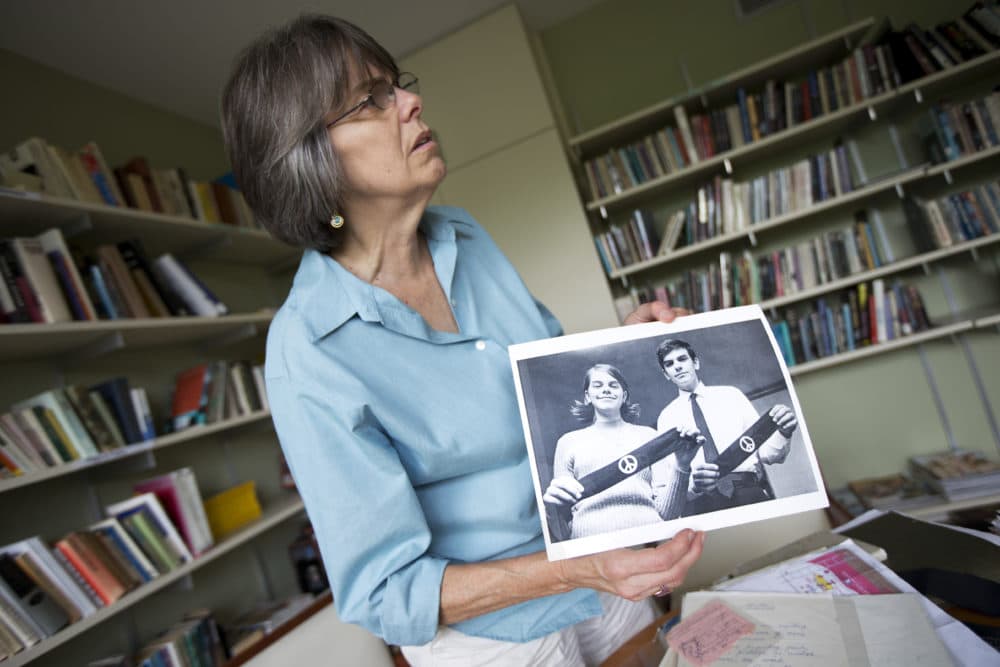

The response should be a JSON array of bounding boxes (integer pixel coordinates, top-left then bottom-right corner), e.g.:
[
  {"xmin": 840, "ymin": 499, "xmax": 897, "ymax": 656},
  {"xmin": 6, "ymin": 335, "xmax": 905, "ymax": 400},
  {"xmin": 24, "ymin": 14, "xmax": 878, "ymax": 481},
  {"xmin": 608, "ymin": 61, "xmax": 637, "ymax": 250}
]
[
  {"xmin": 760, "ymin": 233, "xmax": 1000, "ymax": 310},
  {"xmin": 606, "ymin": 166, "xmax": 928, "ymax": 279},
  {"xmin": 902, "ymin": 492, "xmax": 1000, "ymax": 520},
  {"xmin": 581, "ymin": 50, "xmax": 1000, "ymax": 214},
  {"xmin": 0, "ymin": 310, "xmax": 275, "ymax": 362},
  {"xmin": 975, "ymin": 312, "xmax": 1000, "ymax": 329},
  {"xmin": 0, "ymin": 190, "xmax": 299, "ymax": 265},
  {"xmin": 605, "ymin": 143, "xmax": 1000, "ymax": 280},
  {"xmin": 569, "ymin": 18, "xmax": 878, "ymax": 154},
  {"xmin": 5, "ymin": 494, "xmax": 305, "ymax": 667},
  {"xmin": 0, "ymin": 411, "xmax": 273, "ymax": 495},
  {"xmin": 788, "ymin": 319, "xmax": 976, "ymax": 376}
]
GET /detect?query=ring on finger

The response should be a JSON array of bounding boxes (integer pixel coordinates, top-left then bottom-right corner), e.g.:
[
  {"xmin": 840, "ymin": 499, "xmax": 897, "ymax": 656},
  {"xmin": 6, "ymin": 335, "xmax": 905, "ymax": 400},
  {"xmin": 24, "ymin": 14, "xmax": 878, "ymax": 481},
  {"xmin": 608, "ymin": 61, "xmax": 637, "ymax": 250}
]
[{"xmin": 654, "ymin": 584, "xmax": 671, "ymax": 597}]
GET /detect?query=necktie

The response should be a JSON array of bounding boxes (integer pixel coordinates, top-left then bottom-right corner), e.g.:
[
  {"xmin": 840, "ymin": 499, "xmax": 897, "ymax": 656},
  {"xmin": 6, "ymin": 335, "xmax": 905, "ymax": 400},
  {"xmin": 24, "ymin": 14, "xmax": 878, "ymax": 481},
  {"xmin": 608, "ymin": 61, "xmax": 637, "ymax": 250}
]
[{"xmin": 690, "ymin": 393, "xmax": 719, "ymax": 463}]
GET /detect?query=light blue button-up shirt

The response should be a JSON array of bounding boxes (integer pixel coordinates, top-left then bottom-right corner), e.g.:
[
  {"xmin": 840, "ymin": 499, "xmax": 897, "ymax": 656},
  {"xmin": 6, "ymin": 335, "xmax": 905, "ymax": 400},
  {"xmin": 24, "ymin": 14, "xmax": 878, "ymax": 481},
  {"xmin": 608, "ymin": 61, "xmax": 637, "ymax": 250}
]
[{"xmin": 265, "ymin": 206, "xmax": 601, "ymax": 646}]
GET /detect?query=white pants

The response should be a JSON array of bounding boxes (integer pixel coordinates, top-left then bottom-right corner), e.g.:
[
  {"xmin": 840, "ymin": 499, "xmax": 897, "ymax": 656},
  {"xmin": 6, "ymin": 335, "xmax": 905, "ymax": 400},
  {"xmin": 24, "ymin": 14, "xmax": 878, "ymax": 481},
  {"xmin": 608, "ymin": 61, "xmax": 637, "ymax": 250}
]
[{"xmin": 400, "ymin": 593, "xmax": 657, "ymax": 667}]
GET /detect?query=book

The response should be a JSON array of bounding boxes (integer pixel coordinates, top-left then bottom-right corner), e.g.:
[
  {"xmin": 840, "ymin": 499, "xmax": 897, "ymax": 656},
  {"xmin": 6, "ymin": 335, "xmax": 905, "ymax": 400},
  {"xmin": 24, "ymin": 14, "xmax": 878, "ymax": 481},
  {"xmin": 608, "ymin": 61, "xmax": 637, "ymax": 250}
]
[
  {"xmin": 151, "ymin": 254, "xmax": 227, "ymax": 317},
  {"xmin": 78, "ymin": 141, "xmax": 125, "ymax": 206},
  {"xmin": 0, "ymin": 576, "xmax": 42, "ymax": 648},
  {"xmin": 0, "ymin": 536, "xmax": 99, "ymax": 619},
  {"xmin": 46, "ymin": 144, "xmax": 104, "ymax": 204},
  {"xmin": 0, "ymin": 137, "xmax": 74, "ymax": 199},
  {"xmin": 171, "ymin": 364, "xmax": 211, "ymax": 431},
  {"xmin": 116, "ymin": 239, "xmax": 184, "ymax": 316},
  {"xmin": 95, "ymin": 244, "xmax": 150, "ymax": 318},
  {"xmin": 63, "ymin": 385, "xmax": 122, "ymax": 453},
  {"xmin": 8, "ymin": 237, "xmax": 73, "ymax": 323},
  {"xmin": 0, "ymin": 553, "xmax": 70, "ymax": 636},
  {"xmin": 90, "ymin": 377, "xmax": 144, "ymax": 445},
  {"xmin": 134, "ymin": 468, "xmax": 214, "ymax": 556},
  {"xmin": 6, "ymin": 410, "xmax": 61, "ymax": 467},
  {"xmin": 88, "ymin": 518, "xmax": 160, "ymax": 584},
  {"xmin": 105, "ymin": 493, "xmax": 194, "ymax": 565},
  {"xmin": 54, "ymin": 534, "xmax": 128, "ymax": 605},
  {"xmin": 11, "ymin": 389, "xmax": 99, "ymax": 459}
]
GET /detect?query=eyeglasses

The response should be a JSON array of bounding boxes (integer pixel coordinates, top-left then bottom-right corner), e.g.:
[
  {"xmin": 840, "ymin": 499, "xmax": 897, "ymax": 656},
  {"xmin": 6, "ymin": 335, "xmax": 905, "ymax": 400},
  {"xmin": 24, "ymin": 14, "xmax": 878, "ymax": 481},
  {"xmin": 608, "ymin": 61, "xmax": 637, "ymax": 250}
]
[{"xmin": 325, "ymin": 72, "xmax": 419, "ymax": 128}]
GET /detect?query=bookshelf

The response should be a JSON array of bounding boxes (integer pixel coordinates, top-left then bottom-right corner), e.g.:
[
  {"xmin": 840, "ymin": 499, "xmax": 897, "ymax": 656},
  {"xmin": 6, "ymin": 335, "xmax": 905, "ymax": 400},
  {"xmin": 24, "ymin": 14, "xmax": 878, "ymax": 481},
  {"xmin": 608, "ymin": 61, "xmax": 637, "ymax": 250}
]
[
  {"xmin": 0, "ymin": 411, "xmax": 273, "ymax": 494},
  {"xmin": 576, "ymin": 47, "xmax": 1000, "ymax": 214},
  {"xmin": 4, "ymin": 495, "xmax": 305, "ymax": 667},
  {"xmin": 555, "ymin": 7, "xmax": 1000, "ymax": 503},
  {"xmin": 0, "ymin": 311, "xmax": 274, "ymax": 363},
  {"xmin": 0, "ymin": 184, "xmax": 304, "ymax": 666}
]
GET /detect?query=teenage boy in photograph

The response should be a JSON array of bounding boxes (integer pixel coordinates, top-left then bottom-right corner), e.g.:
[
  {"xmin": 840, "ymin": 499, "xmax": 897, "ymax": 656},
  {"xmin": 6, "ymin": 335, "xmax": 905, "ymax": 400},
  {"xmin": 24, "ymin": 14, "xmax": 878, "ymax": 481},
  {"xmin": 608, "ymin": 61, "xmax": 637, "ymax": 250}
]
[{"xmin": 653, "ymin": 338, "xmax": 798, "ymax": 515}]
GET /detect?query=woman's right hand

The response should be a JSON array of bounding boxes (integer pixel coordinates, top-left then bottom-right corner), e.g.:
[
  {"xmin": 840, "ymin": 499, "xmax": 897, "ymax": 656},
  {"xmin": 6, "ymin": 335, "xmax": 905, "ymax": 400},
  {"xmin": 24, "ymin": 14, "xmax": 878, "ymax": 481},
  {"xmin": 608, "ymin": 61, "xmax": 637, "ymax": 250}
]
[
  {"xmin": 543, "ymin": 476, "xmax": 584, "ymax": 508},
  {"xmin": 561, "ymin": 529, "xmax": 706, "ymax": 601}
]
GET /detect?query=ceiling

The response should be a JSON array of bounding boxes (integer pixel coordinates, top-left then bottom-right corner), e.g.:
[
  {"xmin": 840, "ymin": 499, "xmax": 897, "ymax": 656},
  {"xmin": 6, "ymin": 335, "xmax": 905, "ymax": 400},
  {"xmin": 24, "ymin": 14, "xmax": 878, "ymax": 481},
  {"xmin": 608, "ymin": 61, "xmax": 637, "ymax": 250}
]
[{"xmin": 0, "ymin": 0, "xmax": 602, "ymax": 128}]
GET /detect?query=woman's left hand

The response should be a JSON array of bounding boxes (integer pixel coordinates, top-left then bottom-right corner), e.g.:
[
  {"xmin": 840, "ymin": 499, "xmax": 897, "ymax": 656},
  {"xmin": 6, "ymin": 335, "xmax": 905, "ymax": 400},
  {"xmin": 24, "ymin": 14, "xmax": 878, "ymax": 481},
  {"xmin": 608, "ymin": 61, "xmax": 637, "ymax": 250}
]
[{"xmin": 624, "ymin": 301, "xmax": 689, "ymax": 326}]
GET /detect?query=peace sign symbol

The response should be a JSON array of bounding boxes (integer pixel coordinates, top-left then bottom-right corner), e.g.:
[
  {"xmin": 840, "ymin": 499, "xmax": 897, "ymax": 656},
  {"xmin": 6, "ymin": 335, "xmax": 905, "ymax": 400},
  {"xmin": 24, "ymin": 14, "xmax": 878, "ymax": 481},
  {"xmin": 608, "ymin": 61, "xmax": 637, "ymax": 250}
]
[
  {"xmin": 739, "ymin": 435, "xmax": 756, "ymax": 453},
  {"xmin": 618, "ymin": 454, "xmax": 638, "ymax": 474}
]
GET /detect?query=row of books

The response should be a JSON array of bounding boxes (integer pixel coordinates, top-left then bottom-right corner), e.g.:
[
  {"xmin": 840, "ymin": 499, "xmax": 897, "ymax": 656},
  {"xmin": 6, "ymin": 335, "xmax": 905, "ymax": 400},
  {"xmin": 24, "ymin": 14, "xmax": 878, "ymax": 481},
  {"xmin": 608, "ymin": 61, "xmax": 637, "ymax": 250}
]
[
  {"xmin": 923, "ymin": 91, "xmax": 1000, "ymax": 164},
  {"xmin": 771, "ymin": 279, "xmax": 932, "ymax": 366},
  {"xmin": 0, "ymin": 476, "xmax": 214, "ymax": 658},
  {"xmin": 0, "ymin": 357, "xmax": 267, "ymax": 480},
  {"xmin": 838, "ymin": 449, "xmax": 1000, "ymax": 515},
  {"xmin": 0, "ymin": 379, "xmax": 155, "ymax": 478},
  {"xmin": 593, "ymin": 142, "xmax": 859, "ymax": 274},
  {"xmin": 170, "ymin": 360, "xmax": 268, "ymax": 433},
  {"xmin": 0, "ymin": 137, "xmax": 259, "ymax": 229},
  {"xmin": 0, "ymin": 226, "xmax": 227, "ymax": 325},
  {"xmin": 641, "ymin": 213, "xmax": 899, "ymax": 313},
  {"xmin": 580, "ymin": 7, "xmax": 998, "ymax": 202},
  {"xmin": 90, "ymin": 609, "xmax": 228, "ymax": 667},
  {"xmin": 903, "ymin": 182, "xmax": 1000, "ymax": 252}
]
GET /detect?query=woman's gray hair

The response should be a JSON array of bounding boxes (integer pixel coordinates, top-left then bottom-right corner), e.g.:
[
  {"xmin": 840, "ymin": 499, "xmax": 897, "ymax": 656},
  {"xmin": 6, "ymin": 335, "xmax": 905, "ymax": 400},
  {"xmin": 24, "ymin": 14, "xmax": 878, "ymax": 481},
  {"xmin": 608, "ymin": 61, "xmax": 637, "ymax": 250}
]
[{"xmin": 220, "ymin": 14, "xmax": 399, "ymax": 251}]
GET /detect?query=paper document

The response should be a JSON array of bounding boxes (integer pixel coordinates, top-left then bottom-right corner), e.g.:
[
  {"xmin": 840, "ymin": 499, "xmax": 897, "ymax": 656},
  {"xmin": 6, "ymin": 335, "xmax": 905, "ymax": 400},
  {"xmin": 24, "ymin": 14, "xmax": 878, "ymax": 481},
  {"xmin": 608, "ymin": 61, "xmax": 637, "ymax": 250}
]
[
  {"xmin": 666, "ymin": 592, "xmax": 953, "ymax": 666},
  {"xmin": 711, "ymin": 539, "xmax": 999, "ymax": 666}
]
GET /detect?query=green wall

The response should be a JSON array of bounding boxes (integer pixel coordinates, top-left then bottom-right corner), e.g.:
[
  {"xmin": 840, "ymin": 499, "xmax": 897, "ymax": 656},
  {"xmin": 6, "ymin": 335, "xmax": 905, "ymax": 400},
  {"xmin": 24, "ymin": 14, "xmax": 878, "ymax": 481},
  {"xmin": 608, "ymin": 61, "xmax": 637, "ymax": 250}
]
[
  {"xmin": 541, "ymin": 0, "xmax": 970, "ymax": 135},
  {"xmin": 537, "ymin": 0, "xmax": 1000, "ymax": 490},
  {"xmin": 0, "ymin": 49, "xmax": 228, "ymax": 180}
]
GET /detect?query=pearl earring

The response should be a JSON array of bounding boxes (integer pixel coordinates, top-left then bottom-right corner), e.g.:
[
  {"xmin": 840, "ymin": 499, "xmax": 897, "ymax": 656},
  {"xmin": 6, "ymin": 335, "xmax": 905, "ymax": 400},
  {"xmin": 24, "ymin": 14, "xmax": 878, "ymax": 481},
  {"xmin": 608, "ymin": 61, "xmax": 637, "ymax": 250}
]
[{"xmin": 330, "ymin": 214, "xmax": 345, "ymax": 229}]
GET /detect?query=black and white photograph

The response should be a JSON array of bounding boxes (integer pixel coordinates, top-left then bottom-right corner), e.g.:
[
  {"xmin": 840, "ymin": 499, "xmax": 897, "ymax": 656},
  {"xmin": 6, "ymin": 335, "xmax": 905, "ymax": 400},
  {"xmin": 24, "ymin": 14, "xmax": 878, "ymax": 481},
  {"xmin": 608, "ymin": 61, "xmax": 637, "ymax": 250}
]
[{"xmin": 510, "ymin": 305, "xmax": 828, "ymax": 561}]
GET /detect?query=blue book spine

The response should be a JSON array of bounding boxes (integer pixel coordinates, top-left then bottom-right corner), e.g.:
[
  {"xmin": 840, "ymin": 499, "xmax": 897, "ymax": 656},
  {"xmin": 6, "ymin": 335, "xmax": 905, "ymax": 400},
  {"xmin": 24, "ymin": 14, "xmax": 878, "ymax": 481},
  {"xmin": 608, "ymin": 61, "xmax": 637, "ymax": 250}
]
[
  {"xmin": 798, "ymin": 315, "xmax": 815, "ymax": 361},
  {"xmin": 89, "ymin": 172, "xmax": 118, "ymax": 206},
  {"xmin": 593, "ymin": 237, "xmax": 612, "ymax": 275},
  {"xmin": 47, "ymin": 250, "xmax": 87, "ymax": 320},
  {"xmin": 979, "ymin": 186, "xmax": 1000, "ymax": 234},
  {"xmin": 870, "ymin": 211, "xmax": 895, "ymax": 263},
  {"xmin": 88, "ymin": 264, "xmax": 118, "ymax": 319},
  {"xmin": 736, "ymin": 88, "xmax": 753, "ymax": 144},
  {"xmin": 935, "ymin": 107, "xmax": 962, "ymax": 160},
  {"xmin": 862, "ymin": 223, "xmax": 883, "ymax": 267},
  {"xmin": 975, "ymin": 99, "xmax": 999, "ymax": 146},
  {"xmin": 841, "ymin": 302, "xmax": 855, "ymax": 351},
  {"xmin": 94, "ymin": 526, "xmax": 154, "ymax": 582}
]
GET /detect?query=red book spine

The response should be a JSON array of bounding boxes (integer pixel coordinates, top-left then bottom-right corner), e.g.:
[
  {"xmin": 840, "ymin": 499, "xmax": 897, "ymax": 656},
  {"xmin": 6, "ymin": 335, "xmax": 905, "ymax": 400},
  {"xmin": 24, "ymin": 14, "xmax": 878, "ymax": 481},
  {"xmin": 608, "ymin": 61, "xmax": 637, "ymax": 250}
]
[
  {"xmin": 55, "ymin": 538, "xmax": 126, "ymax": 605},
  {"xmin": 867, "ymin": 293, "xmax": 878, "ymax": 344}
]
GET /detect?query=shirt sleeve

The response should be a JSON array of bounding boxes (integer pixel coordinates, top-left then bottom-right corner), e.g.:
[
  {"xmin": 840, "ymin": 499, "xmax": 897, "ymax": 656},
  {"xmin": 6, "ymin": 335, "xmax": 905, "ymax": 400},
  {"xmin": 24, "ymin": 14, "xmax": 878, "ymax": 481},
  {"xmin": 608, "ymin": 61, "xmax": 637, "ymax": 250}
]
[{"xmin": 267, "ymin": 374, "xmax": 448, "ymax": 646}]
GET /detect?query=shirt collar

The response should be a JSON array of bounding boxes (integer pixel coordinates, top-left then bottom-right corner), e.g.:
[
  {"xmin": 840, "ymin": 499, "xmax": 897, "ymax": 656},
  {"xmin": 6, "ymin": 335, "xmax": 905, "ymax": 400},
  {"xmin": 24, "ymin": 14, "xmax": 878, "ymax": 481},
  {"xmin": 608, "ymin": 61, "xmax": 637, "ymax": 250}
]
[
  {"xmin": 678, "ymin": 381, "xmax": 707, "ymax": 400},
  {"xmin": 292, "ymin": 207, "xmax": 469, "ymax": 342}
]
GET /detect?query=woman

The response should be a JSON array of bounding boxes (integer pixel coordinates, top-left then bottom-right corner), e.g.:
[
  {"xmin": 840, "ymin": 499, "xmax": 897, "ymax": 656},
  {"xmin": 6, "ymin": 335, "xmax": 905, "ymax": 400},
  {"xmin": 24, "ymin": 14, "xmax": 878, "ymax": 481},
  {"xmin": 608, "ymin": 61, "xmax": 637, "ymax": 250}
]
[
  {"xmin": 544, "ymin": 364, "xmax": 700, "ymax": 541},
  {"xmin": 221, "ymin": 14, "xmax": 703, "ymax": 666}
]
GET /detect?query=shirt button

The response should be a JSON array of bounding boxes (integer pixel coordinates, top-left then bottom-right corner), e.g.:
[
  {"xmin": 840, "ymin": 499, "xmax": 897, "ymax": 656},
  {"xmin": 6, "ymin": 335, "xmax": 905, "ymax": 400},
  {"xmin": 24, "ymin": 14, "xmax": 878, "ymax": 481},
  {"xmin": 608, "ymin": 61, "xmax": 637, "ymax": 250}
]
[{"xmin": 475, "ymin": 340, "xmax": 486, "ymax": 351}]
